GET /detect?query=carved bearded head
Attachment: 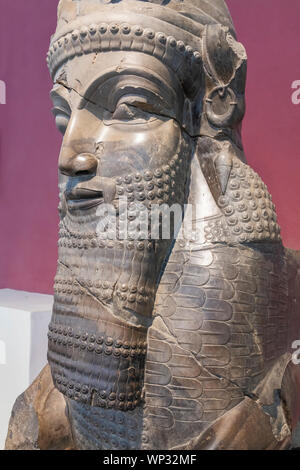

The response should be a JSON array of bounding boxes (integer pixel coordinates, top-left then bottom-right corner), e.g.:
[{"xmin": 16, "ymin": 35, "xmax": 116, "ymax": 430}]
[{"xmin": 47, "ymin": 0, "xmax": 251, "ymax": 414}]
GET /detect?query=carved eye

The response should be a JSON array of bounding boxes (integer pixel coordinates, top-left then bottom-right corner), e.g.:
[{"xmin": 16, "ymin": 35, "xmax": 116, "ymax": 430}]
[
  {"xmin": 112, "ymin": 100, "xmax": 159, "ymax": 123},
  {"xmin": 54, "ymin": 112, "xmax": 70, "ymax": 135},
  {"xmin": 51, "ymin": 86, "xmax": 71, "ymax": 135},
  {"xmin": 112, "ymin": 103, "xmax": 136, "ymax": 121}
]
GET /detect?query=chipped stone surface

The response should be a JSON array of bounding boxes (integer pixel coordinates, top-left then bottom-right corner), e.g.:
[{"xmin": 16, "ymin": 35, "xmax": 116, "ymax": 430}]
[{"xmin": 5, "ymin": 366, "xmax": 73, "ymax": 450}]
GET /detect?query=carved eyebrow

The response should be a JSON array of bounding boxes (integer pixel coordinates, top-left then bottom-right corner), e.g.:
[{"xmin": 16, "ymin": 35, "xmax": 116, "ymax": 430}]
[
  {"xmin": 78, "ymin": 76, "xmax": 181, "ymax": 124},
  {"xmin": 79, "ymin": 65, "xmax": 180, "ymax": 110},
  {"xmin": 50, "ymin": 85, "xmax": 71, "ymax": 115},
  {"xmin": 50, "ymin": 84, "xmax": 70, "ymax": 104},
  {"xmin": 50, "ymin": 84, "xmax": 65, "ymax": 98}
]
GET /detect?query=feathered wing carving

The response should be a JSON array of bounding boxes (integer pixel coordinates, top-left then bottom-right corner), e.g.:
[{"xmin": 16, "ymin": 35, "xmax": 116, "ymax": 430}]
[{"xmin": 143, "ymin": 230, "xmax": 290, "ymax": 449}]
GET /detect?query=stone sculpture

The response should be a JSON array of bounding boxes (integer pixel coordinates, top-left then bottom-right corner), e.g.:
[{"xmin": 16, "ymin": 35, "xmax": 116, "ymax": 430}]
[{"xmin": 5, "ymin": 0, "xmax": 300, "ymax": 450}]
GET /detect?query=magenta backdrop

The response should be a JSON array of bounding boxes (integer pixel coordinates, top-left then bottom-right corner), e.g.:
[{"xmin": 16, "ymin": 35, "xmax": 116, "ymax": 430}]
[{"xmin": 0, "ymin": 0, "xmax": 299, "ymax": 294}]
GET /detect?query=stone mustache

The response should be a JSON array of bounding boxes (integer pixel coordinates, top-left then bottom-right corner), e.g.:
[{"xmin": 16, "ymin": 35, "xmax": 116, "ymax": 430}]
[{"xmin": 5, "ymin": 0, "xmax": 300, "ymax": 451}]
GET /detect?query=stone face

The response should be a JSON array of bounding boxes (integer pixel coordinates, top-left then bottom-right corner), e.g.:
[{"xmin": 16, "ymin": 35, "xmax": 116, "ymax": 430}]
[{"xmin": 6, "ymin": 0, "xmax": 300, "ymax": 450}]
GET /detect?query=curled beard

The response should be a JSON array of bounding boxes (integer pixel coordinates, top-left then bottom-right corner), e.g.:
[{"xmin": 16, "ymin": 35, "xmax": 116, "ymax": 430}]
[{"xmin": 47, "ymin": 132, "xmax": 193, "ymax": 412}]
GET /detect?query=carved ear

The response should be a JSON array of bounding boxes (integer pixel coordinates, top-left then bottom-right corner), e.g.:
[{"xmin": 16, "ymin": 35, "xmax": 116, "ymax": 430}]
[
  {"xmin": 197, "ymin": 23, "xmax": 247, "ymax": 152},
  {"xmin": 195, "ymin": 24, "xmax": 247, "ymax": 194}
]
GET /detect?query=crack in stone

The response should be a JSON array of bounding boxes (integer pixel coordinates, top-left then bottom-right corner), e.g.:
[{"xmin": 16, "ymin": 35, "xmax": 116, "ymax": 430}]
[
  {"xmin": 154, "ymin": 312, "xmax": 249, "ymax": 399},
  {"xmin": 54, "ymin": 79, "xmax": 200, "ymax": 141},
  {"xmin": 153, "ymin": 247, "xmax": 261, "ymax": 400},
  {"xmin": 55, "ymin": 79, "xmax": 99, "ymax": 109},
  {"xmin": 57, "ymin": 259, "xmax": 115, "ymax": 316},
  {"xmin": 57, "ymin": 259, "xmax": 150, "ymax": 329}
]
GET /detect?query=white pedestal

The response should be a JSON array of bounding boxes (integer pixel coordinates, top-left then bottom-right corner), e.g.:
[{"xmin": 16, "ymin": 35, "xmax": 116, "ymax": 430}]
[{"xmin": 0, "ymin": 289, "xmax": 53, "ymax": 449}]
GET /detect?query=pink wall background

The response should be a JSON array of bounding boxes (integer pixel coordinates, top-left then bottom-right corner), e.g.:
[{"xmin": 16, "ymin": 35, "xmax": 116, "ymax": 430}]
[{"xmin": 0, "ymin": 0, "xmax": 299, "ymax": 295}]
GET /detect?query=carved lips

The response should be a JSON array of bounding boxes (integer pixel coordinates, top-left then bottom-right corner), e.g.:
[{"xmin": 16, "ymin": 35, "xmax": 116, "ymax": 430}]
[
  {"xmin": 66, "ymin": 187, "xmax": 104, "ymax": 211},
  {"xmin": 65, "ymin": 176, "xmax": 116, "ymax": 211}
]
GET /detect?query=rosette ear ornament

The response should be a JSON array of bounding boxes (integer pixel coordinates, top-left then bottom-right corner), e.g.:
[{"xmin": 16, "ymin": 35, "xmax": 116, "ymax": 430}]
[
  {"xmin": 198, "ymin": 22, "xmax": 247, "ymax": 196},
  {"xmin": 201, "ymin": 23, "xmax": 247, "ymax": 132},
  {"xmin": 205, "ymin": 86, "xmax": 238, "ymax": 128}
]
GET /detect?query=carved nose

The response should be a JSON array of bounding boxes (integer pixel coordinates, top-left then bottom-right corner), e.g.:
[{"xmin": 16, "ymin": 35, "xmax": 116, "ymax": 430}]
[{"xmin": 59, "ymin": 153, "xmax": 98, "ymax": 177}]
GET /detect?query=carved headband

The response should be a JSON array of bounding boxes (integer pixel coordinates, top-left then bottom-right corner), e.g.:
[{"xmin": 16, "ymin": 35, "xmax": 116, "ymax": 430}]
[{"xmin": 47, "ymin": 21, "xmax": 204, "ymax": 94}]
